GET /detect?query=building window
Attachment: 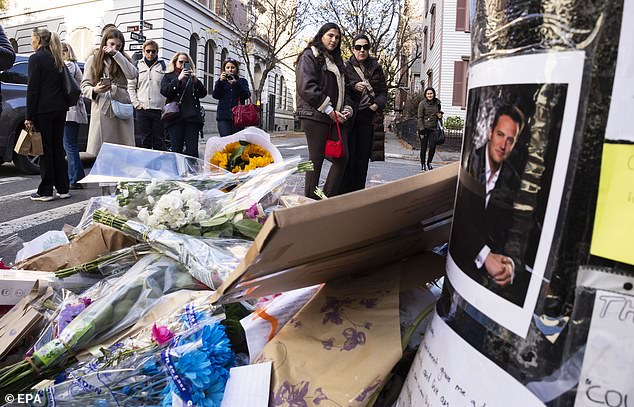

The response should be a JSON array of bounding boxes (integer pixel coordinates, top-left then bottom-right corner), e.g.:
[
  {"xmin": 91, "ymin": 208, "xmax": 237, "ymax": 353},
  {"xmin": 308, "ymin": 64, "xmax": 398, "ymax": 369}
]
[
  {"xmin": 197, "ymin": 0, "xmax": 210, "ymax": 7},
  {"xmin": 215, "ymin": 0, "xmax": 226, "ymax": 18},
  {"xmin": 220, "ymin": 48, "xmax": 228, "ymax": 70},
  {"xmin": 272, "ymin": 74, "xmax": 278, "ymax": 108},
  {"xmin": 452, "ymin": 58, "xmax": 469, "ymax": 108},
  {"xmin": 456, "ymin": 0, "xmax": 470, "ymax": 32},
  {"xmin": 422, "ymin": 27, "xmax": 428, "ymax": 62},
  {"xmin": 284, "ymin": 85, "xmax": 288, "ymax": 109},
  {"xmin": 69, "ymin": 27, "xmax": 94, "ymax": 61},
  {"xmin": 189, "ymin": 34, "xmax": 199, "ymax": 69},
  {"xmin": 204, "ymin": 40, "xmax": 216, "ymax": 91},
  {"xmin": 278, "ymin": 76, "xmax": 284, "ymax": 107},
  {"xmin": 430, "ymin": 4, "xmax": 436, "ymax": 49},
  {"xmin": 427, "ymin": 69, "xmax": 433, "ymax": 89}
]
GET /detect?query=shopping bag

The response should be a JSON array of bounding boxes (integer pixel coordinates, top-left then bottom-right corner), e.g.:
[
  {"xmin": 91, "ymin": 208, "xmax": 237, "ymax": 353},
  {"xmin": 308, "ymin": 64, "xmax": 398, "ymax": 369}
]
[
  {"xmin": 232, "ymin": 100, "xmax": 260, "ymax": 127},
  {"xmin": 435, "ymin": 119, "xmax": 446, "ymax": 145},
  {"xmin": 324, "ymin": 120, "xmax": 344, "ymax": 159},
  {"xmin": 14, "ymin": 128, "xmax": 43, "ymax": 156}
]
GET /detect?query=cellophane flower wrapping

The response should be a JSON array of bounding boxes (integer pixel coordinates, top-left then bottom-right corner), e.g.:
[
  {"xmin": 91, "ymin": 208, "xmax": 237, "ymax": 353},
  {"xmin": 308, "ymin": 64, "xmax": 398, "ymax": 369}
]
[
  {"xmin": 92, "ymin": 210, "xmax": 251, "ymax": 289},
  {"xmin": 40, "ymin": 305, "xmax": 235, "ymax": 407}
]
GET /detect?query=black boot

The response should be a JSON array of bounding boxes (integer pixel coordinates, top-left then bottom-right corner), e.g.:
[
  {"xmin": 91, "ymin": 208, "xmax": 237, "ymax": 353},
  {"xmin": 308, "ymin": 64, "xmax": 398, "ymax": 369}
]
[
  {"xmin": 421, "ymin": 163, "xmax": 427, "ymax": 171},
  {"xmin": 427, "ymin": 162, "xmax": 433, "ymax": 170}
]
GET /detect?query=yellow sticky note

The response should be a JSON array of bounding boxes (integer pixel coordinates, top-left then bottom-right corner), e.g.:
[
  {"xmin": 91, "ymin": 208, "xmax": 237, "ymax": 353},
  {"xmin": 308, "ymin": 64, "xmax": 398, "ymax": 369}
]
[{"xmin": 590, "ymin": 143, "xmax": 634, "ymax": 265}]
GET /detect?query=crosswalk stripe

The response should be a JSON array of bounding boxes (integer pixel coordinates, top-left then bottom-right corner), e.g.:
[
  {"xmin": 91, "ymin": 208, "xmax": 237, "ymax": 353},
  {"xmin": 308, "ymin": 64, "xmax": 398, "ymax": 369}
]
[
  {"xmin": 0, "ymin": 176, "xmax": 28, "ymax": 186},
  {"xmin": 0, "ymin": 201, "xmax": 88, "ymax": 237},
  {"xmin": 281, "ymin": 145, "xmax": 307, "ymax": 150},
  {"xmin": 2, "ymin": 189, "xmax": 37, "ymax": 203}
]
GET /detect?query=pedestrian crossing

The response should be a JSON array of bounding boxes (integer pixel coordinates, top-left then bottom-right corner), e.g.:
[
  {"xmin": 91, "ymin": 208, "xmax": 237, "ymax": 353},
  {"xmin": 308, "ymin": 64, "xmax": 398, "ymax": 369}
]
[{"xmin": 0, "ymin": 200, "xmax": 88, "ymax": 237}]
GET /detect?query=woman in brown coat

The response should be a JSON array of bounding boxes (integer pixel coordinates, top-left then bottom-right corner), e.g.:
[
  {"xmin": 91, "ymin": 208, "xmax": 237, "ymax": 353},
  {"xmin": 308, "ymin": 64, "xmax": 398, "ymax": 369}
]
[{"xmin": 81, "ymin": 28, "xmax": 138, "ymax": 156}]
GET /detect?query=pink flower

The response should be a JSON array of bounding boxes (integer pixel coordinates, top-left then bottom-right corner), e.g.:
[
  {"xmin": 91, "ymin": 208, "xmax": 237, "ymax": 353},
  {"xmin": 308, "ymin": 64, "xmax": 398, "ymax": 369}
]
[
  {"xmin": 245, "ymin": 203, "xmax": 259, "ymax": 220},
  {"xmin": 152, "ymin": 323, "xmax": 174, "ymax": 345}
]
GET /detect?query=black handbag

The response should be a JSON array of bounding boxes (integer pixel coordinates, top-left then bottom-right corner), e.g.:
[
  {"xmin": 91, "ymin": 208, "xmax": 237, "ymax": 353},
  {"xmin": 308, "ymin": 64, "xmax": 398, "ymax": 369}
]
[
  {"xmin": 63, "ymin": 64, "xmax": 81, "ymax": 106},
  {"xmin": 435, "ymin": 119, "xmax": 446, "ymax": 145}
]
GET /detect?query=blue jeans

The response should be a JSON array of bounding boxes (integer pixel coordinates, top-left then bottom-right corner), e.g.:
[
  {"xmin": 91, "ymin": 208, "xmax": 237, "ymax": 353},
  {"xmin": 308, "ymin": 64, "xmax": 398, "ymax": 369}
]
[
  {"xmin": 217, "ymin": 120, "xmax": 234, "ymax": 137},
  {"xmin": 63, "ymin": 121, "xmax": 85, "ymax": 184}
]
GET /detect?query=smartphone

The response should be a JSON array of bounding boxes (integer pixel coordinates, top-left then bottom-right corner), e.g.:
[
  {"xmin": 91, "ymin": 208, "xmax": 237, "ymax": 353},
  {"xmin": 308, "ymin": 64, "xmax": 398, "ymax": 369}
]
[
  {"xmin": 100, "ymin": 77, "xmax": 111, "ymax": 86},
  {"xmin": 183, "ymin": 62, "xmax": 192, "ymax": 70}
]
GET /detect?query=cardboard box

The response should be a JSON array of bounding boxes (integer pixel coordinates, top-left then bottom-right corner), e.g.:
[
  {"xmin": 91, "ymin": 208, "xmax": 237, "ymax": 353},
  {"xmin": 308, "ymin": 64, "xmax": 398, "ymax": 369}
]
[
  {"xmin": 213, "ymin": 162, "xmax": 459, "ymax": 302},
  {"xmin": 0, "ymin": 270, "xmax": 102, "ymax": 305}
]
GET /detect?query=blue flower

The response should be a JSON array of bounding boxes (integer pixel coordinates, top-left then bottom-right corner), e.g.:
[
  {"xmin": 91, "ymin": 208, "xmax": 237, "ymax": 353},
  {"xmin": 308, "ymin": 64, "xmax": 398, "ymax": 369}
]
[{"xmin": 177, "ymin": 350, "xmax": 213, "ymax": 389}]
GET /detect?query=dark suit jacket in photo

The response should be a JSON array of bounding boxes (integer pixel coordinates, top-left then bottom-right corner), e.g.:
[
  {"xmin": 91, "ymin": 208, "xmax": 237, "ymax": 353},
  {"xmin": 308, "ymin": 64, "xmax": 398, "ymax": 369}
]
[{"xmin": 450, "ymin": 145, "xmax": 530, "ymax": 307}]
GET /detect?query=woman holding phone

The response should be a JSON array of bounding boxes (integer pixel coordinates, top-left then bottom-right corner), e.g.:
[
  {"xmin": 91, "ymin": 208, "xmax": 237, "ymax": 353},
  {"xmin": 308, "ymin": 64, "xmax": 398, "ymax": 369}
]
[
  {"xmin": 160, "ymin": 52, "xmax": 207, "ymax": 157},
  {"xmin": 81, "ymin": 27, "xmax": 138, "ymax": 156},
  {"xmin": 211, "ymin": 58, "xmax": 251, "ymax": 136}
]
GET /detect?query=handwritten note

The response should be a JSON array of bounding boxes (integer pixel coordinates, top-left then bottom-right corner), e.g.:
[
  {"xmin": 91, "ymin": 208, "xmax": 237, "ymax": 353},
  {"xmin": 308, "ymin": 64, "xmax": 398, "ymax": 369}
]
[
  {"xmin": 220, "ymin": 362, "xmax": 272, "ymax": 407},
  {"xmin": 396, "ymin": 313, "xmax": 544, "ymax": 407},
  {"xmin": 575, "ymin": 290, "xmax": 634, "ymax": 407},
  {"xmin": 590, "ymin": 144, "xmax": 634, "ymax": 266}
]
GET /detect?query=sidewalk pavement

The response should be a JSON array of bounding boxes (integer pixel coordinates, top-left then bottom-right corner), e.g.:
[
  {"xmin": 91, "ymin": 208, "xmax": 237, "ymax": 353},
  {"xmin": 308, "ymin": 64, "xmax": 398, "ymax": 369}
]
[{"xmin": 200, "ymin": 129, "xmax": 462, "ymax": 166}]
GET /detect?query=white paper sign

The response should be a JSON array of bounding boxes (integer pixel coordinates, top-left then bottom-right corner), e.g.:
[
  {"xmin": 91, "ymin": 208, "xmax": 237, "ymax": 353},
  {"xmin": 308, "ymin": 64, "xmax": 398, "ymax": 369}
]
[
  {"xmin": 397, "ymin": 312, "xmax": 545, "ymax": 407},
  {"xmin": 605, "ymin": 1, "xmax": 634, "ymax": 142},
  {"xmin": 220, "ymin": 362, "xmax": 272, "ymax": 407},
  {"xmin": 574, "ymin": 290, "xmax": 634, "ymax": 407}
]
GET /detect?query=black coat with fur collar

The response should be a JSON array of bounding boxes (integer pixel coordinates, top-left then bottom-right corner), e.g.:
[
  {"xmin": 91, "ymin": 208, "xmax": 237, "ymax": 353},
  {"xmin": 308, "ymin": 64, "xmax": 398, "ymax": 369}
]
[{"xmin": 295, "ymin": 46, "xmax": 352, "ymax": 125}]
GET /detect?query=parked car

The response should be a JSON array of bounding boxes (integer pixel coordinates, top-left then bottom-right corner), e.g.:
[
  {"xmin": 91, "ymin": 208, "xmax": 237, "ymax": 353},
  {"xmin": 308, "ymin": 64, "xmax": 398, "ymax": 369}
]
[{"xmin": 0, "ymin": 54, "xmax": 90, "ymax": 174}]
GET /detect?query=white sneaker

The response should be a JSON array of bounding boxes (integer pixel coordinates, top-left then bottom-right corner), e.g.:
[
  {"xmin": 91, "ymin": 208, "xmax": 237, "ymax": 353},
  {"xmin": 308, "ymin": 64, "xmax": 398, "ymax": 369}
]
[
  {"xmin": 30, "ymin": 193, "xmax": 55, "ymax": 202},
  {"xmin": 57, "ymin": 193, "xmax": 71, "ymax": 199}
]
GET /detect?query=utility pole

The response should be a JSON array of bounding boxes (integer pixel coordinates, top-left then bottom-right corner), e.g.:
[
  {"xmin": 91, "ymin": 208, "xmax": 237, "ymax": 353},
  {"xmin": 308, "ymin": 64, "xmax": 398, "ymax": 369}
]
[{"xmin": 139, "ymin": 0, "xmax": 144, "ymax": 40}]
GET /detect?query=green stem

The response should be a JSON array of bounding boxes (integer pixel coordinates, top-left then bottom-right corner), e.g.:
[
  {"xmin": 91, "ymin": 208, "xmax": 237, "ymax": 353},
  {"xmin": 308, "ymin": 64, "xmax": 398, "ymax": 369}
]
[{"xmin": 401, "ymin": 303, "xmax": 435, "ymax": 350}]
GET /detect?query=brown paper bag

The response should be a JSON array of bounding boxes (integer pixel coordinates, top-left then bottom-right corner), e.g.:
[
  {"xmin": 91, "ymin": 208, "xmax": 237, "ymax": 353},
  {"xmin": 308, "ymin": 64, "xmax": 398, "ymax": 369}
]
[
  {"xmin": 255, "ymin": 266, "xmax": 403, "ymax": 406},
  {"xmin": 13, "ymin": 128, "xmax": 43, "ymax": 156},
  {"xmin": 16, "ymin": 223, "xmax": 137, "ymax": 272}
]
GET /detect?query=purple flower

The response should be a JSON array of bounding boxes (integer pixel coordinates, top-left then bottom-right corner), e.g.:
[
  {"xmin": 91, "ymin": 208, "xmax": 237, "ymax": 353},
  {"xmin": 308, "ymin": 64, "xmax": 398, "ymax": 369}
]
[
  {"xmin": 322, "ymin": 311, "xmax": 343, "ymax": 325},
  {"xmin": 342, "ymin": 328, "xmax": 366, "ymax": 351},
  {"xmin": 313, "ymin": 387, "xmax": 328, "ymax": 405},
  {"xmin": 57, "ymin": 301, "xmax": 89, "ymax": 333},
  {"xmin": 355, "ymin": 381, "xmax": 381, "ymax": 401},
  {"xmin": 272, "ymin": 380, "xmax": 309, "ymax": 407},
  {"xmin": 321, "ymin": 338, "xmax": 335, "ymax": 350},
  {"xmin": 360, "ymin": 298, "xmax": 378, "ymax": 308},
  {"xmin": 320, "ymin": 296, "xmax": 353, "ymax": 325},
  {"xmin": 245, "ymin": 203, "xmax": 259, "ymax": 220}
]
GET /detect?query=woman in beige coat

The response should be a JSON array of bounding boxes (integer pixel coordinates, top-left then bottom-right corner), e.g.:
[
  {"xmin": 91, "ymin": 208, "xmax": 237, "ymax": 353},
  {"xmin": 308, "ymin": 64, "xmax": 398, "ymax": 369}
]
[{"xmin": 81, "ymin": 27, "xmax": 137, "ymax": 156}]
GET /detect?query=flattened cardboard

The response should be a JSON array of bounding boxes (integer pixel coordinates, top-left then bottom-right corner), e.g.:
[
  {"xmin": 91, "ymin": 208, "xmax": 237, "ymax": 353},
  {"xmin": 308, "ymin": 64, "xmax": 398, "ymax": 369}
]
[{"xmin": 214, "ymin": 163, "xmax": 458, "ymax": 302}]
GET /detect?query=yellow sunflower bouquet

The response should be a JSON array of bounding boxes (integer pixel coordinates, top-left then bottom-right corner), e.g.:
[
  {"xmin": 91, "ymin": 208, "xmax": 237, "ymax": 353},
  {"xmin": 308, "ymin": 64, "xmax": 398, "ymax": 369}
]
[{"xmin": 210, "ymin": 141, "xmax": 274, "ymax": 173}]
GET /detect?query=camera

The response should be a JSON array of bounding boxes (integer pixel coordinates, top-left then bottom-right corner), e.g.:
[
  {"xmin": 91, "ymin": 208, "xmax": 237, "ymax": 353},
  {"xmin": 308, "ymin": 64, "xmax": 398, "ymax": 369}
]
[{"xmin": 226, "ymin": 74, "xmax": 234, "ymax": 81}]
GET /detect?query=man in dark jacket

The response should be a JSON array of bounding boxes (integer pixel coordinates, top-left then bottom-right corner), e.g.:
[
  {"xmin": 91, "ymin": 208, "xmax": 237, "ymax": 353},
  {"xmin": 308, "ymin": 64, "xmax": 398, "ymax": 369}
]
[
  {"xmin": 450, "ymin": 104, "xmax": 531, "ymax": 306},
  {"xmin": 0, "ymin": 25, "xmax": 17, "ymax": 117}
]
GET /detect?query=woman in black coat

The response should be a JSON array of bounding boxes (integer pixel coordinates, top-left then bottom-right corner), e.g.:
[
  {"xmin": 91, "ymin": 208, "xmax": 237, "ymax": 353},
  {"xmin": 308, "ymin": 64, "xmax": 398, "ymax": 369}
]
[
  {"xmin": 25, "ymin": 28, "xmax": 69, "ymax": 201},
  {"xmin": 211, "ymin": 58, "xmax": 251, "ymax": 136},
  {"xmin": 340, "ymin": 34, "xmax": 387, "ymax": 193},
  {"xmin": 160, "ymin": 52, "xmax": 207, "ymax": 158},
  {"xmin": 0, "ymin": 25, "xmax": 17, "ymax": 117},
  {"xmin": 417, "ymin": 86, "xmax": 443, "ymax": 171},
  {"xmin": 295, "ymin": 22, "xmax": 353, "ymax": 199}
]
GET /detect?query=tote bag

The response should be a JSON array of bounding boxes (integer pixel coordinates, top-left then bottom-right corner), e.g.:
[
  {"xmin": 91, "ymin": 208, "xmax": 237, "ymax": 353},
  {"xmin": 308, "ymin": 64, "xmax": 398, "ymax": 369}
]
[{"xmin": 232, "ymin": 99, "xmax": 260, "ymax": 127}]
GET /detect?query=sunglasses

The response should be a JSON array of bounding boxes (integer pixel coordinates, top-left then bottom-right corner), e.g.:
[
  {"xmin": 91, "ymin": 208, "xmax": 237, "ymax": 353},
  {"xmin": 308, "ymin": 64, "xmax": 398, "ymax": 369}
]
[
  {"xmin": 354, "ymin": 44, "xmax": 370, "ymax": 51},
  {"xmin": 145, "ymin": 49, "xmax": 157, "ymax": 54}
]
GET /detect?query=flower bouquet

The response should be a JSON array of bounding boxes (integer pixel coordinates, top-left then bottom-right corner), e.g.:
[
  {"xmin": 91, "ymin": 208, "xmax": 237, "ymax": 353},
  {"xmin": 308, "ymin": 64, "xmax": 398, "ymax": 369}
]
[
  {"xmin": 92, "ymin": 210, "xmax": 251, "ymax": 289},
  {"xmin": 38, "ymin": 307, "xmax": 235, "ymax": 406},
  {"xmin": 204, "ymin": 127, "xmax": 283, "ymax": 174},
  {"xmin": 0, "ymin": 254, "xmax": 203, "ymax": 398}
]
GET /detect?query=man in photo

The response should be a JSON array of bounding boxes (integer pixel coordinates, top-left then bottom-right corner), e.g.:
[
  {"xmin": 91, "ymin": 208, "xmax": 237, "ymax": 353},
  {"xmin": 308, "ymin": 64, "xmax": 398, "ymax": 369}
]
[{"xmin": 450, "ymin": 104, "xmax": 529, "ymax": 305}]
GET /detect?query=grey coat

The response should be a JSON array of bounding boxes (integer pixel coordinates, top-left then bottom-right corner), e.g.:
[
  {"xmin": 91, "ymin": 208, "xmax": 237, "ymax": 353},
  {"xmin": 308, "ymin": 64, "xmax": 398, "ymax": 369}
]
[
  {"xmin": 65, "ymin": 61, "xmax": 88, "ymax": 124},
  {"xmin": 81, "ymin": 52, "xmax": 138, "ymax": 156}
]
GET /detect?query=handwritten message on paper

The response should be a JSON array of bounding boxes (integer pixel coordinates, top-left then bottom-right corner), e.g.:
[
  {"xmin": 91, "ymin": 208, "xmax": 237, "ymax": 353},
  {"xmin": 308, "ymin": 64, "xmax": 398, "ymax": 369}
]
[
  {"xmin": 396, "ymin": 313, "xmax": 544, "ymax": 407},
  {"xmin": 575, "ymin": 290, "xmax": 634, "ymax": 407}
]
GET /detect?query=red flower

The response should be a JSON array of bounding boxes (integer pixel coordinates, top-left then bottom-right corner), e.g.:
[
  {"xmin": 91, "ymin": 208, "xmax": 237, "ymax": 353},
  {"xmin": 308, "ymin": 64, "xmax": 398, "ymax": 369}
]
[{"xmin": 151, "ymin": 323, "xmax": 174, "ymax": 345}]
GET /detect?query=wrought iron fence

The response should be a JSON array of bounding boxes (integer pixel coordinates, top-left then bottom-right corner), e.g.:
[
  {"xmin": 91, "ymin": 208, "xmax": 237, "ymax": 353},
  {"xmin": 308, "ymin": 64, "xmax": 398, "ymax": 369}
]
[{"xmin": 396, "ymin": 118, "xmax": 463, "ymax": 151}]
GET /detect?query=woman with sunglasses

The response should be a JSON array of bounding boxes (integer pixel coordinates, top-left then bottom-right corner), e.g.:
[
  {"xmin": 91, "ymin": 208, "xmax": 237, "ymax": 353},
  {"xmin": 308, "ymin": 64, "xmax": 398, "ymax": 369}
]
[
  {"xmin": 212, "ymin": 58, "xmax": 251, "ymax": 136},
  {"xmin": 296, "ymin": 22, "xmax": 353, "ymax": 199},
  {"xmin": 81, "ymin": 27, "xmax": 138, "ymax": 157},
  {"xmin": 340, "ymin": 34, "xmax": 387, "ymax": 193},
  {"xmin": 61, "ymin": 42, "xmax": 87, "ymax": 189},
  {"xmin": 160, "ymin": 52, "xmax": 207, "ymax": 157}
]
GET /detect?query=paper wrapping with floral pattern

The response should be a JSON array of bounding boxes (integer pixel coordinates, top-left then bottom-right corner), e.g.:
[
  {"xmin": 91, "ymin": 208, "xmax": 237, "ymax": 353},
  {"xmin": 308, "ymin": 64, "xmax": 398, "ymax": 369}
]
[{"xmin": 255, "ymin": 266, "xmax": 402, "ymax": 406}]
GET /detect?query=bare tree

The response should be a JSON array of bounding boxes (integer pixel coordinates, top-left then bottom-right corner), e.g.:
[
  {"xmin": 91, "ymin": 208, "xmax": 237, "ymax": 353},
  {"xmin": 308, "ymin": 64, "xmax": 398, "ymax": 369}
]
[
  {"xmin": 310, "ymin": 0, "xmax": 421, "ymax": 94},
  {"xmin": 224, "ymin": 0, "xmax": 310, "ymax": 104}
]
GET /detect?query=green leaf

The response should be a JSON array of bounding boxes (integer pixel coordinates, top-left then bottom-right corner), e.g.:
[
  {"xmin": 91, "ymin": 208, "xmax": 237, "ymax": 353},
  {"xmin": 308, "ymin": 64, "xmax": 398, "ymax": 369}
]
[
  {"xmin": 234, "ymin": 218, "xmax": 264, "ymax": 240},
  {"xmin": 199, "ymin": 214, "xmax": 232, "ymax": 227},
  {"xmin": 228, "ymin": 144, "xmax": 248, "ymax": 170},
  {"xmin": 178, "ymin": 224, "xmax": 202, "ymax": 236}
]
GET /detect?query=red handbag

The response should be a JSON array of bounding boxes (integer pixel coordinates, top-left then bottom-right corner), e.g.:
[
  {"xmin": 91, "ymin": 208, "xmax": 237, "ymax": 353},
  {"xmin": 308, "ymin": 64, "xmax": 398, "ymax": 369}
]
[
  {"xmin": 324, "ymin": 120, "xmax": 344, "ymax": 159},
  {"xmin": 232, "ymin": 99, "xmax": 260, "ymax": 127}
]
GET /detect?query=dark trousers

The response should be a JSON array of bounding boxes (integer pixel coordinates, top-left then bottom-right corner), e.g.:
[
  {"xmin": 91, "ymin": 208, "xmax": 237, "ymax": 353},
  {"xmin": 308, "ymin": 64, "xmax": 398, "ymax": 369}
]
[
  {"xmin": 137, "ymin": 109, "xmax": 166, "ymax": 150},
  {"xmin": 36, "ymin": 111, "xmax": 69, "ymax": 196},
  {"xmin": 167, "ymin": 120, "xmax": 200, "ymax": 158},
  {"xmin": 420, "ymin": 128, "xmax": 436, "ymax": 167},
  {"xmin": 217, "ymin": 119, "xmax": 244, "ymax": 137},
  {"xmin": 302, "ymin": 119, "xmax": 348, "ymax": 199},
  {"xmin": 63, "ymin": 121, "xmax": 86, "ymax": 184},
  {"xmin": 340, "ymin": 108, "xmax": 374, "ymax": 194}
]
